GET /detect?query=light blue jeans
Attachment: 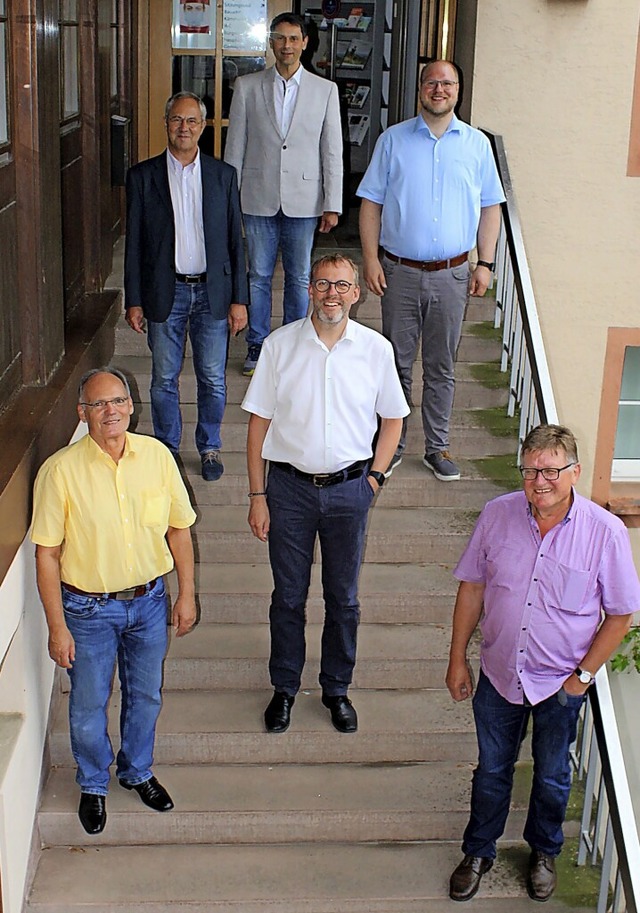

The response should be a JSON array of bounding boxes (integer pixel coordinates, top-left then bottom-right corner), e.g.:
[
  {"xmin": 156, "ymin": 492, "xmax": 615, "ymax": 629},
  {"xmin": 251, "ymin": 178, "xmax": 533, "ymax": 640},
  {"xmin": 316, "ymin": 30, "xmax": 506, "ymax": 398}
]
[
  {"xmin": 62, "ymin": 578, "xmax": 169, "ymax": 795},
  {"xmin": 244, "ymin": 211, "xmax": 317, "ymax": 347},
  {"xmin": 147, "ymin": 281, "xmax": 228, "ymax": 454}
]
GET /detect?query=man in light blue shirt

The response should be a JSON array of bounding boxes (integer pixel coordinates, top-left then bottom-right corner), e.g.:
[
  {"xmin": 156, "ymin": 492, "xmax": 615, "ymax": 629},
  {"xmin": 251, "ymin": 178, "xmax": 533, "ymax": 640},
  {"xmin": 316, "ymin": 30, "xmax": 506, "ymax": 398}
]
[{"xmin": 358, "ymin": 60, "xmax": 505, "ymax": 481}]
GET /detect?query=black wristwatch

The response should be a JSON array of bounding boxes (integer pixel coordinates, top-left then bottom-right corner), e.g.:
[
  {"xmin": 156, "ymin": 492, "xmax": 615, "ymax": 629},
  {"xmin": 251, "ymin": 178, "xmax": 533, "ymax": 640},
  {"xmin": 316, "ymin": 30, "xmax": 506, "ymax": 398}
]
[
  {"xmin": 476, "ymin": 259, "xmax": 495, "ymax": 271},
  {"xmin": 368, "ymin": 470, "xmax": 386, "ymax": 487},
  {"xmin": 575, "ymin": 666, "xmax": 595, "ymax": 685}
]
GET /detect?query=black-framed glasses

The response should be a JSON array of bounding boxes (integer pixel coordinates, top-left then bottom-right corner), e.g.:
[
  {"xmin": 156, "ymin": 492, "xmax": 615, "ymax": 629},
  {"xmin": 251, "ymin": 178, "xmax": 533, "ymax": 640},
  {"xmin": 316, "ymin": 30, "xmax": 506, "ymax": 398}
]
[
  {"xmin": 519, "ymin": 462, "xmax": 576, "ymax": 481},
  {"xmin": 80, "ymin": 397, "xmax": 129, "ymax": 410},
  {"xmin": 311, "ymin": 279, "xmax": 354, "ymax": 294}
]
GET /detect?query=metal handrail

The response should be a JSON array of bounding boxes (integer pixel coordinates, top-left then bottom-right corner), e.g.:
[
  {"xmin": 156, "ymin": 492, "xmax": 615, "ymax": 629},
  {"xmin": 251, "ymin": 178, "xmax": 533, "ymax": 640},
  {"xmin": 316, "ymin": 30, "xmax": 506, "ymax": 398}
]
[{"xmin": 484, "ymin": 128, "xmax": 640, "ymax": 912}]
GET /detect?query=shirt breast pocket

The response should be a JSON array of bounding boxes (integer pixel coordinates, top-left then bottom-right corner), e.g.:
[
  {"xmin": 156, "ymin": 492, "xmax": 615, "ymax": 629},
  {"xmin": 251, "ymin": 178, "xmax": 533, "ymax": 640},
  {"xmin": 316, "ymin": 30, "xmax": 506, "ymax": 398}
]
[
  {"xmin": 141, "ymin": 492, "xmax": 170, "ymax": 528},
  {"xmin": 543, "ymin": 562, "xmax": 591, "ymax": 613}
]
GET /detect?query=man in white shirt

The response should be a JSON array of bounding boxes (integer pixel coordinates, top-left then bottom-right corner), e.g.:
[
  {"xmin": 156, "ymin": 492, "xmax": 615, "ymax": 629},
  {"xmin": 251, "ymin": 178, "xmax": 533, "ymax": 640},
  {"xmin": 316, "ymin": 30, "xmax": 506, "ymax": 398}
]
[
  {"xmin": 225, "ymin": 13, "xmax": 343, "ymax": 377},
  {"xmin": 125, "ymin": 92, "xmax": 248, "ymax": 480},
  {"xmin": 242, "ymin": 254, "xmax": 409, "ymax": 733}
]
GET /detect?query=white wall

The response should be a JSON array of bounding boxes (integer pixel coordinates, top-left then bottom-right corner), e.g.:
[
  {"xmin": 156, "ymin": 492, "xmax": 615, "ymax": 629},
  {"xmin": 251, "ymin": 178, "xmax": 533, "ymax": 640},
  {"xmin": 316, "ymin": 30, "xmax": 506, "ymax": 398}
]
[
  {"xmin": 0, "ymin": 543, "xmax": 54, "ymax": 913},
  {"xmin": 471, "ymin": 0, "xmax": 640, "ymax": 491}
]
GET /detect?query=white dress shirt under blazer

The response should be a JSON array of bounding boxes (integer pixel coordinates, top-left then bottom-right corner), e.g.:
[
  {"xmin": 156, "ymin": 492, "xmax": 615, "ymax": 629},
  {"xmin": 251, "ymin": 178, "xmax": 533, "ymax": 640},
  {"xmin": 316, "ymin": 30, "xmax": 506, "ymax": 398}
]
[
  {"xmin": 241, "ymin": 317, "xmax": 410, "ymax": 474},
  {"xmin": 166, "ymin": 149, "xmax": 206, "ymax": 274}
]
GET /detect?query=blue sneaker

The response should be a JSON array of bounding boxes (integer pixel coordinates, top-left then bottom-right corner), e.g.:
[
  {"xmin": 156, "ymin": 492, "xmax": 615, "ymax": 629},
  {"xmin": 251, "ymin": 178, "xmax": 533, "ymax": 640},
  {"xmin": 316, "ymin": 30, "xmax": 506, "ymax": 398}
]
[
  {"xmin": 201, "ymin": 450, "xmax": 224, "ymax": 482},
  {"xmin": 423, "ymin": 451, "xmax": 460, "ymax": 481}
]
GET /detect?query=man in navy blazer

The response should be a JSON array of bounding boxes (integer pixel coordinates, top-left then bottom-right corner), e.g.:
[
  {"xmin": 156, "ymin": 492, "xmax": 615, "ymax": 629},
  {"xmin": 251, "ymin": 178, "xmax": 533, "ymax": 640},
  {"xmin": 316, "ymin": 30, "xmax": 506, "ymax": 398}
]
[
  {"xmin": 225, "ymin": 13, "xmax": 342, "ymax": 376},
  {"xmin": 125, "ymin": 91, "xmax": 248, "ymax": 480}
]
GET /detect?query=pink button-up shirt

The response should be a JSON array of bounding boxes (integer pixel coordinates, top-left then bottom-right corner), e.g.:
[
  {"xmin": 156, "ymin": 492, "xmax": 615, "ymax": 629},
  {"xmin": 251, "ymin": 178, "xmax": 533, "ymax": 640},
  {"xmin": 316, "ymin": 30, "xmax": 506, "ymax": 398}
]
[{"xmin": 454, "ymin": 490, "xmax": 640, "ymax": 705}]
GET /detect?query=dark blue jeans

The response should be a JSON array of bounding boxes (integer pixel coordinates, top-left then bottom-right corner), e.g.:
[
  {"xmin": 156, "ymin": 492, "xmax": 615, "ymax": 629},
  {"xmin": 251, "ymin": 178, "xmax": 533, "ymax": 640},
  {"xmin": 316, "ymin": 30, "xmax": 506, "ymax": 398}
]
[
  {"xmin": 462, "ymin": 670, "xmax": 585, "ymax": 859},
  {"xmin": 62, "ymin": 578, "xmax": 169, "ymax": 795},
  {"xmin": 147, "ymin": 281, "xmax": 228, "ymax": 454},
  {"xmin": 266, "ymin": 464, "xmax": 375, "ymax": 697}
]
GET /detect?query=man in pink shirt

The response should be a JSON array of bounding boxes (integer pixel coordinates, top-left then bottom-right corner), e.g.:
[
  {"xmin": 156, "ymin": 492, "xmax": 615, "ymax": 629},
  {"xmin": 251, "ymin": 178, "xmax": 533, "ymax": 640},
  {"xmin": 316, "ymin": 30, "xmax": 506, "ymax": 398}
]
[{"xmin": 446, "ymin": 424, "xmax": 639, "ymax": 902}]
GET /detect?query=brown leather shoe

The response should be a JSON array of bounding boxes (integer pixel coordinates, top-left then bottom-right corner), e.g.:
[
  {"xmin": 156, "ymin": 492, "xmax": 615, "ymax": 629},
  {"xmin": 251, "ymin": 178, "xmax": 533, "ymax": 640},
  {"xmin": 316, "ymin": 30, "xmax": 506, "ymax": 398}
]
[
  {"xmin": 527, "ymin": 850, "xmax": 557, "ymax": 902},
  {"xmin": 449, "ymin": 854, "xmax": 493, "ymax": 901}
]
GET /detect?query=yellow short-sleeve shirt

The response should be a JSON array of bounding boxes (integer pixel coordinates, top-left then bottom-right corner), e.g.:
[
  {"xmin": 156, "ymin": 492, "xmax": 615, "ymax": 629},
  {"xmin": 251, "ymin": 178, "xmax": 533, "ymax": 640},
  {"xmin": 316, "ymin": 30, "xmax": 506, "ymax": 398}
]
[{"xmin": 31, "ymin": 432, "xmax": 197, "ymax": 592}]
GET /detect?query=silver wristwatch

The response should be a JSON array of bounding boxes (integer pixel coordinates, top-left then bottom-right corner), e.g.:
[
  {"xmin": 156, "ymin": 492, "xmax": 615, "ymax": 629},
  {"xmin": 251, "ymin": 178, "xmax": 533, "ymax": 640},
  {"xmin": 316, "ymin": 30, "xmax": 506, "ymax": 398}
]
[{"xmin": 575, "ymin": 666, "xmax": 594, "ymax": 685}]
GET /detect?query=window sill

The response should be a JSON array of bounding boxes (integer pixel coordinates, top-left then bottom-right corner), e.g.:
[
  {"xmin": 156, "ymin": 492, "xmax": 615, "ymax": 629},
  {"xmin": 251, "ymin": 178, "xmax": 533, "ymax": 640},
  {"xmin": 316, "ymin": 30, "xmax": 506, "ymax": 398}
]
[{"xmin": 606, "ymin": 483, "xmax": 640, "ymax": 526}]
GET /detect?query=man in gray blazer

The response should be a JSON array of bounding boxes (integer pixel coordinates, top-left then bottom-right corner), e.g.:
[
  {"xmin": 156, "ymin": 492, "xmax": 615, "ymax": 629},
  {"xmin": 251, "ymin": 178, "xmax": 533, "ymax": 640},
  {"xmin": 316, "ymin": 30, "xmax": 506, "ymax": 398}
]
[{"xmin": 224, "ymin": 13, "xmax": 343, "ymax": 376}]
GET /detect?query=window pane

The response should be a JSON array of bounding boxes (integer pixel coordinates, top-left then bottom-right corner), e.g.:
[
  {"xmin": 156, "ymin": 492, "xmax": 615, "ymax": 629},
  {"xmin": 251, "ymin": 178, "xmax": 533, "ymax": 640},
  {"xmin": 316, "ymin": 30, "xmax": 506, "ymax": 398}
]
[
  {"xmin": 0, "ymin": 22, "xmax": 7, "ymax": 144},
  {"xmin": 111, "ymin": 26, "xmax": 118, "ymax": 97},
  {"xmin": 614, "ymin": 405, "xmax": 640, "ymax": 459},
  {"xmin": 0, "ymin": 1, "xmax": 5, "ymax": 16},
  {"xmin": 619, "ymin": 346, "xmax": 640, "ymax": 400},
  {"xmin": 61, "ymin": 0, "xmax": 77, "ymax": 19},
  {"xmin": 63, "ymin": 27, "xmax": 79, "ymax": 118}
]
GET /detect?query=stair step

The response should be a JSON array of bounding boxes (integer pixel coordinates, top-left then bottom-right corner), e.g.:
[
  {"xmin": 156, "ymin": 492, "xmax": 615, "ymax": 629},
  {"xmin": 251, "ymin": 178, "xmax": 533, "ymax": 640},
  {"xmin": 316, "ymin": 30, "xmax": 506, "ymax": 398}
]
[
  {"xmin": 40, "ymin": 761, "xmax": 491, "ymax": 846},
  {"xmin": 49, "ymin": 689, "xmax": 478, "ymax": 766},
  {"xmin": 27, "ymin": 842, "xmax": 589, "ymax": 913}
]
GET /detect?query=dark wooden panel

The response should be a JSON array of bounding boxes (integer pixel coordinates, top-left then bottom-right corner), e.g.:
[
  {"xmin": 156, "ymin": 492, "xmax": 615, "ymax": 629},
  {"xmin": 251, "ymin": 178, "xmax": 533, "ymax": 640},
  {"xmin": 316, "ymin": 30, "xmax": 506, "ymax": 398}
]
[
  {"xmin": 61, "ymin": 156, "xmax": 85, "ymax": 314},
  {"xmin": 0, "ymin": 200, "xmax": 21, "ymax": 400}
]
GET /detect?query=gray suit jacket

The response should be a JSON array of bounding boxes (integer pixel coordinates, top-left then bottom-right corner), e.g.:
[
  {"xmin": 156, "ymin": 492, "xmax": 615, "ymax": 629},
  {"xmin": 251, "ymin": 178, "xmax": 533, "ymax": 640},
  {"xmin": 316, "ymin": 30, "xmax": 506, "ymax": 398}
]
[{"xmin": 224, "ymin": 66, "xmax": 343, "ymax": 218}]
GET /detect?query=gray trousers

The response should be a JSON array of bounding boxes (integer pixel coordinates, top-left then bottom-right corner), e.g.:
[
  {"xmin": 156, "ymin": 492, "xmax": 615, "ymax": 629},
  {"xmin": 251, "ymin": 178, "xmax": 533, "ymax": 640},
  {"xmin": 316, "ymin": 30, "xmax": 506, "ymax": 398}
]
[{"xmin": 381, "ymin": 255, "xmax": 470, "ymax": 454}]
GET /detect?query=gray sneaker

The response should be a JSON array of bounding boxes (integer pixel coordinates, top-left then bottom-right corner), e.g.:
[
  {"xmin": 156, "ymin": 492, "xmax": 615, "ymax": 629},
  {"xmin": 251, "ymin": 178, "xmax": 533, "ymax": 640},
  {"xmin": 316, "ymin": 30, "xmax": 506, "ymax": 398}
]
[
  {"xmin": 423, "ymin": 450, "xmax": 461, "ymax": 481},
  {"xmin": 384, "ymin": 453, "xmax": 403, "ymax": 478},
  {"xmin": 243, "ymin": 344, "xmax": 262, "ymax": 377}
]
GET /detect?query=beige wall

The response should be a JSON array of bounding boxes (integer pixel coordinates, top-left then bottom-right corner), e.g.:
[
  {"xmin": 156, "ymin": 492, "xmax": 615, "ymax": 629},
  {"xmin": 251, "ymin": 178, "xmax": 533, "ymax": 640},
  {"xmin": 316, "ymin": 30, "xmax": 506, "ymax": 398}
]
[{"xmin": 470, "ymin": 0, "xmax": 640, "ymax": 496}]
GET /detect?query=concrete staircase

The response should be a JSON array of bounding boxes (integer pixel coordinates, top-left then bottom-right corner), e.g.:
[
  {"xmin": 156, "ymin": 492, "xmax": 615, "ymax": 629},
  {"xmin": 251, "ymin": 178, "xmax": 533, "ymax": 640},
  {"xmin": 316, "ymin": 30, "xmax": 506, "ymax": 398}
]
[{"xmin": 26, "ymin": 252, "xmax": 590, "ymax": 911}]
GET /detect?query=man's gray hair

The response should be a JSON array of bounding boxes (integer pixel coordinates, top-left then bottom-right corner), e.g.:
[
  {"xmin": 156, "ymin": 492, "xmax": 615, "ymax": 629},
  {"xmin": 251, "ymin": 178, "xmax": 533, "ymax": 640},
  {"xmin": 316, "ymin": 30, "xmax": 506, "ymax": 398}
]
[
  {"xmin": 521, "ymin": 424, "xmax": 579, "ymax": 464},
  {"xmin": 310, "ymin": 253, "xmax": 359, "ymax": 286},
  {"xmin": 164, "ymin": 91, "xmax": 207, "ymax": 122},
  {"xmin": 78, "ymin": 367, "xmax": 131, "ymax": 403}
]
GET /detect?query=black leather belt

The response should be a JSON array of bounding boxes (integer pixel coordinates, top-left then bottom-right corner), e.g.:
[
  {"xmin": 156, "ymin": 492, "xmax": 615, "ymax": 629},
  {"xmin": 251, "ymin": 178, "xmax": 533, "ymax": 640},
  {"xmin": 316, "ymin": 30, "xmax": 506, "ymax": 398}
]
[
  {"xmin": 175, "ymin": 272, "xmax": 206, "ymax": 284},
  {"xmin": 384, "ymin": 250, "xmax": 468, "ymax": 272},
  {"xmin": 271, "ymin": 460, "xmax": 368, "ymax": 488},
  {"xmin": 62, "ymin": 579, "xmax": 158, "ymax": 600}
]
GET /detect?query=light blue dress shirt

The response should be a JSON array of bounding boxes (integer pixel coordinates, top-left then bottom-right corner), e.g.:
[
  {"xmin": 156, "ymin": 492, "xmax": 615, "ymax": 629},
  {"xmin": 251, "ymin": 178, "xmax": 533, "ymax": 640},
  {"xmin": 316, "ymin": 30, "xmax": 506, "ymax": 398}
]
[{"xmin": 357, "ymin": 114, "xmax": 505, "ymax": 262}]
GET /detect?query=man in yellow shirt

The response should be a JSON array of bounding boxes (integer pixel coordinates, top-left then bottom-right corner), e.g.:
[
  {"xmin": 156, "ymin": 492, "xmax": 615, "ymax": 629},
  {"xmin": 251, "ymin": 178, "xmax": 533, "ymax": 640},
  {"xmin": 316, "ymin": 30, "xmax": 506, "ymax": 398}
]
[{"xmin": 31, "ymin": 368, "xmax": 197, "ymax": 835}]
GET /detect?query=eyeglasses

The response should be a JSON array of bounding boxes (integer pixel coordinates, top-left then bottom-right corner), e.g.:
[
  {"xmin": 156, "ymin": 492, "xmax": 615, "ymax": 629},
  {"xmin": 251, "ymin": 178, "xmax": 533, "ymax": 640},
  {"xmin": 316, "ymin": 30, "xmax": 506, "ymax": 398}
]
[
  {"xmin": 423, "ymin": 79, "xmax": 458, "ymax": 90},
  {"xmin": 80, "ymin": 397, "xmax": 129, "ymax": 410},
  {"xmin": 519, "ymin": 462, "xmax": 576, "ymax": 481},
  {"xmin": 312, "ymin": 279, "xmax": 354, "ymax": 294},
  {"xmin": 167, "ymin": 116, "xmax": 203, "ymax": 128}
]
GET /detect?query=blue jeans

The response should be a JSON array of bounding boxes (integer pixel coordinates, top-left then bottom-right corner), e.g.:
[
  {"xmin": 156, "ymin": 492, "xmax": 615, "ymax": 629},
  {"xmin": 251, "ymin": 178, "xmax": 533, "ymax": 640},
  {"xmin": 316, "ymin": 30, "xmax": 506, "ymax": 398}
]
[
  {"xmin": 462, "ymin": 670, "xmax": 585, "ymax": 859},
  {"xmin": 266, "ymin": 464, "xmax": 375, "ymax": 696},
  {"xmin": 62, "ymin": 579, "xmax": 169, "ymax": 795},
  {"xmin": 147, "ymin": 281, "xmax": 228, "ymax": 454},
  {"xmin": 244, "ymin": 211, "xmax": 317, "ymax": 347}
]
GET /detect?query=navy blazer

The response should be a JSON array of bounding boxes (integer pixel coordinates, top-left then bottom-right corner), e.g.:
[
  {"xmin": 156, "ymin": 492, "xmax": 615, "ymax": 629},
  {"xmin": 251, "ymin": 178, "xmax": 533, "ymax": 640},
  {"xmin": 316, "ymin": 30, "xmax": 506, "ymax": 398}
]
[{"xmin": 124, "ymin": 151, "xmax": 248, "ymax": 322}]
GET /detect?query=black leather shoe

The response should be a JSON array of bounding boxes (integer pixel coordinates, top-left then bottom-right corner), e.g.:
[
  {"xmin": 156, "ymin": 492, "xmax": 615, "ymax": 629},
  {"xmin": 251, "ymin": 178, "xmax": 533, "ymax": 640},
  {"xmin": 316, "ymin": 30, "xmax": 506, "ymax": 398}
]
[
  {"xmin": 527, "ymin": 850, "xmax": 557, "ymax": 902},
  {"xmin": 449, "ymin": 855, "xmax": 493, "ymax": 901},
  {"xmin": 322, "ymin": 693, "xmax": 358, "ymax": 732},
  {"xmin": 119, "ymin": 775, "xmax": 174, "ymax": 811},
  {"xmin": 264, "ymin": 691, "xmax": 295, "ymax": 732},
  {"xmin": 78, "ymin": 793, "xmax": 107, "ymax": 835}
]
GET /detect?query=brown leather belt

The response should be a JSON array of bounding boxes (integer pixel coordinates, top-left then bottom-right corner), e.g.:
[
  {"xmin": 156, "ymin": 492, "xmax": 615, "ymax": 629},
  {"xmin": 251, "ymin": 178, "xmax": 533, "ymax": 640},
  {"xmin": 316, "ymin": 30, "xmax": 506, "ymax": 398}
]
[
  {"xmin": 175, "ymin": 272, "xmax": 206, "ymax": 284},
  {"xmin": 384, "ymin": 250, "xmax": 468, "ymax": 272},
  {"xmin": 62, "ymin": 579, "xmax": 158, "ymax": 600},
  {"xmin": 271, "ymin": 460, "xmax": 368, "ymax": 488}
]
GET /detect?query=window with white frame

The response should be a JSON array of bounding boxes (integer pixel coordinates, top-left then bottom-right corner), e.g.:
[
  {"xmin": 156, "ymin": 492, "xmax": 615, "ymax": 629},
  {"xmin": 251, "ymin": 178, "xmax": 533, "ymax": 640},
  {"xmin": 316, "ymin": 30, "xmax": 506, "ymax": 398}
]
[{"xmin": 612, "ymin": 346, "xmax": 640, "ymax": 480}]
